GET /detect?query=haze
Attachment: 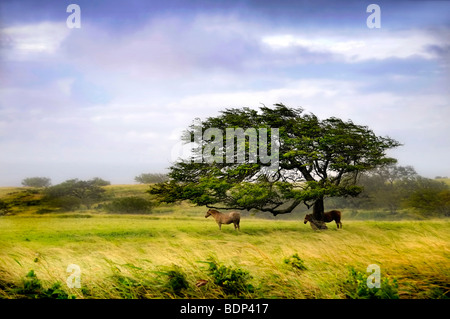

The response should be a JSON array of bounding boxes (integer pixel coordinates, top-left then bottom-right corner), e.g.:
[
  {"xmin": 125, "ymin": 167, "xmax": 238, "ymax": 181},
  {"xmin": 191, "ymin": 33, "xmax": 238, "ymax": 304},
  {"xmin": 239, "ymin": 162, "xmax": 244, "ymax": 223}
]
[{"xmin": 1, "ymin": 0, "xmax": 449, "ymax": 186}]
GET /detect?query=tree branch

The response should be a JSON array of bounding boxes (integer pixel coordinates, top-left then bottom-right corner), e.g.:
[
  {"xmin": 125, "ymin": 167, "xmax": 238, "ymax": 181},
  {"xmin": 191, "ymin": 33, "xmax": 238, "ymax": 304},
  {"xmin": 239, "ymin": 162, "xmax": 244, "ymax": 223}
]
[{"xmin": 258, "ymin": 199, "xmax": 302, "ymax": 216}]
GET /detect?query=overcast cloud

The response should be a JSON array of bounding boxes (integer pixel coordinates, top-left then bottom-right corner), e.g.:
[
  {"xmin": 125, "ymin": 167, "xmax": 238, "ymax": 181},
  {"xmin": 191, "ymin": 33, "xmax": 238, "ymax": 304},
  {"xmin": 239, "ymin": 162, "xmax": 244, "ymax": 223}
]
[{"xmin": 0, "ymin": 0, "xmax": 449, "ymax": 186}]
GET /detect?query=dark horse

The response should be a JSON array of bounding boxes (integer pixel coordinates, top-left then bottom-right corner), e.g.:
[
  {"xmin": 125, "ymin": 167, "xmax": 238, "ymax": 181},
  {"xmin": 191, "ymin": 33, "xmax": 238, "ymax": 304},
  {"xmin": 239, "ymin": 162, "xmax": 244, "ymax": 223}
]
[{"xmin": 304, "ymin": 210, "xmax": 342, "ymax": 229}]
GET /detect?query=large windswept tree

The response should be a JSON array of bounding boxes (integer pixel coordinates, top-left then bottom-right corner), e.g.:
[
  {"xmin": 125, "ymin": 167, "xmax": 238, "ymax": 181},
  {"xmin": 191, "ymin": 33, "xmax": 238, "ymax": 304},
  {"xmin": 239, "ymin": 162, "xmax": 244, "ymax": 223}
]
[{"xmin": 150, "ymin": 104, "xmax": 401, "ymax": 229}]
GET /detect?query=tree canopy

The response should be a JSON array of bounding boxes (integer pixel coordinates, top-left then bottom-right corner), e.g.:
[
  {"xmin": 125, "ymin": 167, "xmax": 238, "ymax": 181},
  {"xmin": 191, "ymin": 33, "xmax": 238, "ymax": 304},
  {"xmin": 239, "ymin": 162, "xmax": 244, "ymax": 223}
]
[
  {"xmin": 135, "ymin": 173, "xmax": 169, "ymax": 184},
  {"xmin": 21, "ymin": 177, "xmax": 51, "ymax": 188},
  {"xmin": 150, "ymin": 104, "xmax": 401, "ymax": 226},
  {"xmin": 44, "ymin": 178, "xmax": 108, "ymax": 210}
]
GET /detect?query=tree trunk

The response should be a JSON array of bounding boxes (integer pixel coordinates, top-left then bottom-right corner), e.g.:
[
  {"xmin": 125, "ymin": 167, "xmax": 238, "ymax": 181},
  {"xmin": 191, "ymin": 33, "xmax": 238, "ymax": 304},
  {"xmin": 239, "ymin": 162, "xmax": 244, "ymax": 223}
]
[{"xmin": 310, "ymin": 197, "xmax": 327, "ymax": 230}]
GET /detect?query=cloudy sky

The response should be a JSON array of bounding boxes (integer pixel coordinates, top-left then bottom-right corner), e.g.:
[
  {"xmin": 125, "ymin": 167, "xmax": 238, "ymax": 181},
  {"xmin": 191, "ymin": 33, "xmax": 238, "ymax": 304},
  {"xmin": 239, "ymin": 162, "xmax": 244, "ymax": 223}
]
[{"xmin": 0, "ymin": 0, "xmax": 449, "ymax": 186}]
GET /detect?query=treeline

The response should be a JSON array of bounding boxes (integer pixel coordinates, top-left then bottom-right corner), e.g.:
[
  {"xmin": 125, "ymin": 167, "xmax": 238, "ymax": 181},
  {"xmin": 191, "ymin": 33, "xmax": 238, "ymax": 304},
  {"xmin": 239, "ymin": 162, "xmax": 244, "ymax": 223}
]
[
  {"xmin": 19, "ymin": 173, "xmax": 169, "ymax": 187},
  {"xmin": 328, "ymin": 165, "xmax": 450, "ymax": 218},
  {"xmin": 1, "ymin": 168, "xmax": 449, "ymax": 218},
  {"xmin": 0, "ymin": 176, "xmax": 156, "ymax": 215}
]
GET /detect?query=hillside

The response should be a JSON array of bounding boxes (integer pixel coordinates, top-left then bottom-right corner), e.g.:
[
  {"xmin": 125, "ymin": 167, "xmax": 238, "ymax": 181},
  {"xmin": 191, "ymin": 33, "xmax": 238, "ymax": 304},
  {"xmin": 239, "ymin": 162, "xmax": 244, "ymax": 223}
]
[{"xmin": 1, "ymin": 179, "xmax": 450, "ymax": 219}]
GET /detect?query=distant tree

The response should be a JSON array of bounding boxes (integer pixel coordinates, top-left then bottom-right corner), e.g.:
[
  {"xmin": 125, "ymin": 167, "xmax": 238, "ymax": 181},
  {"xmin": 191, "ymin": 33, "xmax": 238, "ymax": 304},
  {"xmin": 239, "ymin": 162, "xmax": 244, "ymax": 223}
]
[
  {"xmin": 366, "ymin": 164, "xmax": 418, "ymax": 213},
  {"xmin": 90, "ymin": 177, "xmax": 111, "ymax": 187},
  {"xmin": 331, "ymin": 165, "xmax": 450, "ymax": 217},
  {"xmin": 135, "ymin": 173, "xmax": 169, "ymax": 184},
  {"xmin": 44, "ymin": 178, "xmax": 106, "ymax": 210},
  {"xmin": 373, "ymin": 165, "xmax": 418, "ymax": 185},
  {"xmin": 405, "ymin": 177, "xmax": 450, "ymax": 217},
  {"xmin": 21, "ymin": 177, "xmax": 51, "ymax": 188}
]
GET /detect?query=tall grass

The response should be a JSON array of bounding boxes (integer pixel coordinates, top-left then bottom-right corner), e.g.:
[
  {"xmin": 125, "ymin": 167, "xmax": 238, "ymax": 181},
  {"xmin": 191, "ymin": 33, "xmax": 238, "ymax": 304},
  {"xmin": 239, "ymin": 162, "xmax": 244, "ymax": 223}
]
[{"xmin": 0, "ymin": 214, "xmax": 448, "ymax": 299}]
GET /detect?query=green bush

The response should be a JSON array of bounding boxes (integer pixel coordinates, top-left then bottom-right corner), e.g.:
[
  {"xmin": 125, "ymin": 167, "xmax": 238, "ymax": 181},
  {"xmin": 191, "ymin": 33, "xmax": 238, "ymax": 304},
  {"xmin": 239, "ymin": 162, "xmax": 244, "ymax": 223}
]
[
  {"xmin": 156, "ymin": 265, "xmax": 189, "ymax": 296},
  {"xmin": 6, "ymin": 269, "xmax": 73, "ymax": 299},
  {"xmin": 0, "ymin": 199, "xmax": 11, "ymax": 215},
  {"xmin": 105, "ymin": 197, "xmax": 153, "ymax": 214},
  {"xmin": 283, "ymin": 253, "xmax": 307, "ymax": 271},
  {"xmin": 46, "ymin": 196, "xmax": 82, "ymax": 211},
  {"xmin": 202, "ymin": 258, "xmax": 253, "ymax": 296},
  {"xmin": 35, "ymin": 208, "xmax": 54, "ymax": 214},
  {"xmin": 342, "ymin": 266, "xmax": 399, "ymax": 299}
]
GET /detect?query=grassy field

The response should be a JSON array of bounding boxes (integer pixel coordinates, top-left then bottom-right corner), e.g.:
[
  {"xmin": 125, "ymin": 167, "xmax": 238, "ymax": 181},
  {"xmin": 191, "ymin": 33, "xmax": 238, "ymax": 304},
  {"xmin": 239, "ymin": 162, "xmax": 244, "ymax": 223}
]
[{"xmin": 0, "ymin": 211, "xmax": 448, "ymax": 299}]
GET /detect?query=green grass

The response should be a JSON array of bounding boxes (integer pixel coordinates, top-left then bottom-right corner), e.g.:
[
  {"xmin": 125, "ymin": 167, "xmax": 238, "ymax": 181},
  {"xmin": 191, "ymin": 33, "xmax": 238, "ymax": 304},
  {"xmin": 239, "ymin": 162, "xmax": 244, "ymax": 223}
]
[
  {"xmin": 1, "ymin": 184, "xmax": 449, "ymax": 299},
  {"xmin": 0, "ymin": 213, "xmax": 448, "ymax": 299},
  {"xmin": 435, "ymin": 178, "xmax": 450, "ymax": 186},
  {"xmin": 103, "ymin": 184, "xmax": 150, "ymax": 198}
]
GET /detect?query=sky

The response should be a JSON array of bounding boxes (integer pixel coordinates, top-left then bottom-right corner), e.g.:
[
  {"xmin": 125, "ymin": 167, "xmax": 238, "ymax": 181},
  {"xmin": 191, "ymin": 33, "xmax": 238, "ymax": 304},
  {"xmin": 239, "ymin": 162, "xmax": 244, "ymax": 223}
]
[{"xmin": 0, "ymin": 0, "xmax": 449, "ymax": 186}]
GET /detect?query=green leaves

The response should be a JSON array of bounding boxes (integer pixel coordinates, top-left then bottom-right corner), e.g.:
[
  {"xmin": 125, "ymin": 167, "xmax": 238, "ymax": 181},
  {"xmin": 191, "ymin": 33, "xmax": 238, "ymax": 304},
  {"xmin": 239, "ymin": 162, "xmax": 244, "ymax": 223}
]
[
  {"xmin": 201, "ymin": 257, "xmax": 254, "ymax": 296},
  {"xmin": 150, "ymin": 104, "xmax": 401, "ymax": 215},
  {"xmin": 342, "ymin": 266, "xmax": 399, "ymax": 299},
  {"xmin": 44, "ymin": 178, "xmax": 107, "ymax": 210},
  {"xmin": 229, "ymin": 181, "xmax": 277, "ymax": 208}
]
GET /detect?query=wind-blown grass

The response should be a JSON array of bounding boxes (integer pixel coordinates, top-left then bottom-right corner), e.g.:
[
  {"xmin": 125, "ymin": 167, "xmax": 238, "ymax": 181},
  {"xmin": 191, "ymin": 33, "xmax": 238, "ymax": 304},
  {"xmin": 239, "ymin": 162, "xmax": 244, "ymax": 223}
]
[{"xmin": 0, "ymin": 214, "xmax": 448, "ymax": 299}]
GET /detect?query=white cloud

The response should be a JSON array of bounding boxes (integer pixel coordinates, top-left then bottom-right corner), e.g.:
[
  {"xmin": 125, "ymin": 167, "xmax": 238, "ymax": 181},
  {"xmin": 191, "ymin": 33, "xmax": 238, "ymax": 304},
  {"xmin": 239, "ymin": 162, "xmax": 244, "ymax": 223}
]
[
  {"xmin": 168, "ymin": 78, "xmax": 450, "ymax": 143},
  {"xmin": 262, "ymin": 29, "xmax": 445, "ymax": 62},
  {"xmin": 1, "ymin": 12, "xmax": 449, "ymax": 185},
  {"xmin": 1, "ymin": 21, "xmax": 70, "ymax": 60}
]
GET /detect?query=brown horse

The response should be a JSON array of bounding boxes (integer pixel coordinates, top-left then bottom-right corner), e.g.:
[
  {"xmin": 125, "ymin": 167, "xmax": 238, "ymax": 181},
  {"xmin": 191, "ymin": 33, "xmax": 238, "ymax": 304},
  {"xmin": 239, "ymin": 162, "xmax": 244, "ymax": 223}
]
[
  {"xmin": 304, "ymin": 210, "xmax": 342, "ymax": 229},
  {"xmin": 205, "ymin": 209, "xmax": 240, "ymax": 230}
]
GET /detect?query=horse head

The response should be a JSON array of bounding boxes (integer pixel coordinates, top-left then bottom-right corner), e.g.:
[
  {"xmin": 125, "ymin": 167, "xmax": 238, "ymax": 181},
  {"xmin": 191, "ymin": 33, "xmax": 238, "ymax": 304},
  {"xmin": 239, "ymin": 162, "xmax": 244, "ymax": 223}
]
[
  {"xmin": 304, "ymin": 214, "xmax": 313, "ymax": 224},
  {"xmin": 205, "ymin": 209, "xmax": 213, "ymax": 218}
]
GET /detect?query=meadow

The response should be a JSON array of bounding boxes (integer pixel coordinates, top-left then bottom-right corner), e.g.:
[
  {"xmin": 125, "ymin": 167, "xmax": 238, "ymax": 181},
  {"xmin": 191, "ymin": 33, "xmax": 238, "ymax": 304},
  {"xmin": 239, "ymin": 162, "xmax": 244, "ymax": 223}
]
[{"xmin": 0, "ymin": 208, "xmax": 448, "ymax": 299}]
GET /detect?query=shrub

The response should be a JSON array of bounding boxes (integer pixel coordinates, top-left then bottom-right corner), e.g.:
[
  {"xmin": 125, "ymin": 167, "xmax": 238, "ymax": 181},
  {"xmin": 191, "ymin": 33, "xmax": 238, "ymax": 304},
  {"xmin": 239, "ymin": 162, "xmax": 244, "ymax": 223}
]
[
  {"xmin": 9, "ymin": 270, "xmax": 73, "ymax": 299},
  {"xmin": 22, "ymin": 270, "xmax": 42, "ymax": 295},
  {"xmin": 46, "ymin": 196, "xmax": 82, "ymax": 211},
  {"xmin": 283, "ymin": 253, "xmax": 307, "ymax": 271},
  {"xmin": 156, "ymin": 265, "xmax": 189, "ymax": 296},
  {"xmin": 35, "ymin": 208, "xmax": 54, "ymax": 214},
  {"xmin": 342, "ymin": 266, "xmax": 399, "ymax": 299},
  {"xmin": 105, "ymin": 197, "xmax": 153, "ymax": 214},
  {"xmin": 202, "ymin": 257, "xmax": 253, "ymax": 296},
  {"xmin": 0, "ymin": 200, "xmax": 11, "ymax": 215}
]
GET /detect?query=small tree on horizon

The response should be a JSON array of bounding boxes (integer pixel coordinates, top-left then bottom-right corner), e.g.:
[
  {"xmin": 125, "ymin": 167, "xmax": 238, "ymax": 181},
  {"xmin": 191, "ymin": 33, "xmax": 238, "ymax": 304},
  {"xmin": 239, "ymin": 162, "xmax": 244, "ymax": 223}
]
[
  {"xmin": 135, "ymin": 173, "xmax": 169, "ymax": 184},
  {"xmin": 21, "ymin": 177, "xmax": 52, "ymax": 188}
]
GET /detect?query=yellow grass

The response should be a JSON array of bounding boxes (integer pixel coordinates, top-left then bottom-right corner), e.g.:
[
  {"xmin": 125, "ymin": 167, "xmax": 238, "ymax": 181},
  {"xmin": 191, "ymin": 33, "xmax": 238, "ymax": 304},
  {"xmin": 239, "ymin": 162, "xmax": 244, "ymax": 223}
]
[{"xmin": 0, "ymin": 214, "xmax": 448, "ymax": 299}]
